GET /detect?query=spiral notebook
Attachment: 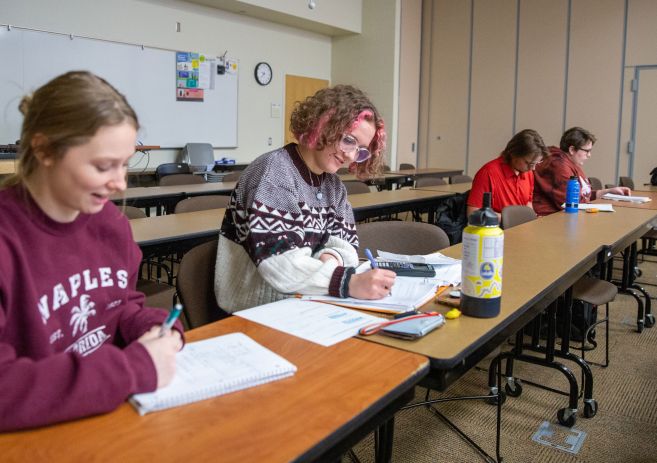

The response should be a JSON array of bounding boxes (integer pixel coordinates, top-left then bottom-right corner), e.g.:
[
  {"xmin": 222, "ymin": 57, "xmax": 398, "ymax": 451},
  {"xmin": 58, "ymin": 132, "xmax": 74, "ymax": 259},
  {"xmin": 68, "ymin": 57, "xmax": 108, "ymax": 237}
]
[{"xmin": 129, "ymin": 333, "xmax": 297, "ymax": 415}]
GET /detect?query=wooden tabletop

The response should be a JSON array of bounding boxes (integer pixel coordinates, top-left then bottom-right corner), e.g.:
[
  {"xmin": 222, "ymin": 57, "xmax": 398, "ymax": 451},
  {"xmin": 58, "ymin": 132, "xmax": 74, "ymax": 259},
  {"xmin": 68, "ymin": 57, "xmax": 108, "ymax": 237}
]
[
  {"xmin": 1, "ymin": 317, "xmax": 429, "ymax": 463},
  {"xmin": 635, "ymin": 185, "xmax": 657, "ymax": 192},
  {"xmin": 349, "ymin": 189, "xmax": 454, "ymax": 210},
  {"xmin": 114, "ymin": 182, "xmax": 237, "ymax": 201},
  {"xmin": 593, "ymin": 190, "xmax": 657, "ymax": 210},
  {"xmin": 130, "ymin": 208, "xmax": 225, "ymax": 246},
  {"xmin": 361, "ymin": 207, "xmax": 657, "ymax": 370},
  {"xmin": 389, "ymin": 167, "xmax": 463, "ymax": 178},
  {"xmin": 0, "ymin": 159, "xmax": 16, "ymax": 175},
  {"xmin": 412, "ymin": 182, "xmax": 472, "ymax": 194}
]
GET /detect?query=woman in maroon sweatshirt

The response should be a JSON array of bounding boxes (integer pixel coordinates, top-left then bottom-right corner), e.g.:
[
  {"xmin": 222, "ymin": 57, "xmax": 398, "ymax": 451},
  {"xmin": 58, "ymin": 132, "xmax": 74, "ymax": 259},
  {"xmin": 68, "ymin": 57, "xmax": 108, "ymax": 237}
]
[{"xmin": 0, "ymin": 71, "xmax": 183, "ymax": 431}]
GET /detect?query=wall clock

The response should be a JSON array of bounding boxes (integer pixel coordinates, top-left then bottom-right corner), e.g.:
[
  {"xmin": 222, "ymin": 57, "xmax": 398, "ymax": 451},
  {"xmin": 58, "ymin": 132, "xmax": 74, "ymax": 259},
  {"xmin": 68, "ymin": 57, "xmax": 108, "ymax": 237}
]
[{"xmin": 254, "ymin": 62, "xmax": 272, "ymax": 86}]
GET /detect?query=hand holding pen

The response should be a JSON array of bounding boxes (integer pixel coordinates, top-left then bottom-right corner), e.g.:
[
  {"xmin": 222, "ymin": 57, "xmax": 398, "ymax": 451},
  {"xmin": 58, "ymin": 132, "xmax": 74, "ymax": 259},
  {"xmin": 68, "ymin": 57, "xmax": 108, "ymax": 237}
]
[
  {"xmin": 159, "ymin": 303, "xmax": 183, "ymax": 337},
  {"xmin": 348, "ymin": 248, "xmax": 396, "ymax": 300}
]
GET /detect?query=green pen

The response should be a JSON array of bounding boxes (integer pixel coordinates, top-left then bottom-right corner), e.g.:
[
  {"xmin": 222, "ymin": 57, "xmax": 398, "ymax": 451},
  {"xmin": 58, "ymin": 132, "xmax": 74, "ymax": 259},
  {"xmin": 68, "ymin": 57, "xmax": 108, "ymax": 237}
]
[{"xmin": 159, "ymin": 303, "xmax": 183, "ymax": 337}]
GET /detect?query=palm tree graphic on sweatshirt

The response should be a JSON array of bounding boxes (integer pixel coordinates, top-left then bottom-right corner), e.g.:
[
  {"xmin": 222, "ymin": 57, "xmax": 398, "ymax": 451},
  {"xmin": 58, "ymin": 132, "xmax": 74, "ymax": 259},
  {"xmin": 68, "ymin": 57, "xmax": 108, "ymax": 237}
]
[{"xmin": 70, "ymin": 295, "xmax": 97, "ymax": 336}]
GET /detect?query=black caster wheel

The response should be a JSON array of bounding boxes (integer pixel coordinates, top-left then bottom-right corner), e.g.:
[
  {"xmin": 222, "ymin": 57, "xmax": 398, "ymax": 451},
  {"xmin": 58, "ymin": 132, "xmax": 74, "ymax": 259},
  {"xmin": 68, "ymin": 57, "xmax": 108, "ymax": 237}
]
[
  {"xmin": 557, "ymin": 408, "xmax": 576, "ymax": 427},
  {"xmin": 583, "ymin": 400, "xmax": 598, "ymax": 418},
  {"xmin": 487, "ymin": 390, "xmax": 506, "ymax": 406},
  {"xmin": 637, "ymin": 319, "xmax": 644, "ymax": 333},
  {"xmin": 505, "ymin": 379, "xmax": 523, "ymax": 398},
  {"xmin": 634, "ymin": 267, "xmax": 642, "ymax": 278},
  {"xmin": 645, "ymin": 314, "xmax": 655, "ymax": 328}
]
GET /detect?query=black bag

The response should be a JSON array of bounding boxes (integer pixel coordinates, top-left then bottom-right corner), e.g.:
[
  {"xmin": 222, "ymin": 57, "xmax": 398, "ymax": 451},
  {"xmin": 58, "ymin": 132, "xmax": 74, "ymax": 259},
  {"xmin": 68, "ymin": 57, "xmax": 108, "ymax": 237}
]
[
  {"xmin": 567, "ymin": 300, "xmax": 598, "ymax": 342},
  {"xmin": 433, "ymin": 192, "xmax": 468, "ymax": 245},
  {"xmin": 650, "ymin": 167, "xmax": 657, "ymax": 186}
]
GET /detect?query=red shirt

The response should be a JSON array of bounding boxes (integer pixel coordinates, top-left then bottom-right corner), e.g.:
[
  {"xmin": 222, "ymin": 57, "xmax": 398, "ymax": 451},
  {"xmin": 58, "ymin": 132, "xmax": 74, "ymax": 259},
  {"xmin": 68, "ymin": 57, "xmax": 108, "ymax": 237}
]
[{"xmin": 468, "ymin": 155, "xmax": 534, "ymax": 213}]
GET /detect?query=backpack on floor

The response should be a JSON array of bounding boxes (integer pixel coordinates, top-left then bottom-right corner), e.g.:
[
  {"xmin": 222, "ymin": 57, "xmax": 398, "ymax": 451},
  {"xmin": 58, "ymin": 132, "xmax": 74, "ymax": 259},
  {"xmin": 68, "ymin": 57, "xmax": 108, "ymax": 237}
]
[{"xmin": 650, "ymin": 167, "xmax": 657, "ymax": 186}]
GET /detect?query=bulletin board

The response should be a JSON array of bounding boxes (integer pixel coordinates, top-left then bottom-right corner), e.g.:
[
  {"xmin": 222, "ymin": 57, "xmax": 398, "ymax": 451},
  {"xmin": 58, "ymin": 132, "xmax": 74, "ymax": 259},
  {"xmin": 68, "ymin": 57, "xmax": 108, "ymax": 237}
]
[{"xmin": 0, "ymin": 27, "xmax": 238, "ymax": 148}]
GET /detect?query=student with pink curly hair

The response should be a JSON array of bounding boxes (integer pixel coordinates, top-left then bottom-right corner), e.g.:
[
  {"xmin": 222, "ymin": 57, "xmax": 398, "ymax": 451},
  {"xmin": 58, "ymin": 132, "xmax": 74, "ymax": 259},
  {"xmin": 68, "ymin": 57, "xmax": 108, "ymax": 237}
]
[{"xmin": 215, "ymin": 85, "xmax": 395, "ymax": 312}]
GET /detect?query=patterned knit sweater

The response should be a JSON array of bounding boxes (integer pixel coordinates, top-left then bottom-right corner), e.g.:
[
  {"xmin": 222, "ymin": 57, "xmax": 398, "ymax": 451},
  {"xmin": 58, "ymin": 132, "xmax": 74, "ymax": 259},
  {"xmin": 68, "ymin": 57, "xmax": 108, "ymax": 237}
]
[{"xmin": 215, "ymin": 144, "xmax": 360, "ymax": 313}]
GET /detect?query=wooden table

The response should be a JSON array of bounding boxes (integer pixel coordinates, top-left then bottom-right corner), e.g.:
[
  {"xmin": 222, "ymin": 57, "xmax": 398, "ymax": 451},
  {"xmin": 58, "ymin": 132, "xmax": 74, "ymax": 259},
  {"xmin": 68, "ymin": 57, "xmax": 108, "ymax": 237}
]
[
  {"xmin": 0, "ymin": 317, "xmax": 429, "ymax": 463},
  {"xmin": 412, "ymin": 182, "xmax": 472, "ymax": 195},
  {"xmin": 349, "ymin": 189, "xmax": 455, "ymax": 222},
  {"xmin": 635, "ymin": 185, "xmax": 657, "ymax": 192},
  {"xmin": 113, "ymin": 182, "xmax": 237, "ymax": 215},
  {"xmin": 130, "ymin": 208, "xmax": 225, "ymax": 258},
  {"xmin": 389, "ymin": 167, "xmax": 464, "ymax": 184},
  {"xmin": 0, "ymin": 159, "xmax": 16, "ymax": 175},
  {"xmin": 593, "ymin": 190, "xmax": 657, "ymax": 210}
]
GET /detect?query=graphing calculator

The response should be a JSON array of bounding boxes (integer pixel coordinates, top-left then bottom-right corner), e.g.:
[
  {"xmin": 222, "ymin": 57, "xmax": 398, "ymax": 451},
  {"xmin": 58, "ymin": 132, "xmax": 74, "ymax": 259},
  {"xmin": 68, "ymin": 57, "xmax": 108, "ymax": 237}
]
[{"xmin": 377, "ymin": 261, "xmax": 436, "ymax": 277}]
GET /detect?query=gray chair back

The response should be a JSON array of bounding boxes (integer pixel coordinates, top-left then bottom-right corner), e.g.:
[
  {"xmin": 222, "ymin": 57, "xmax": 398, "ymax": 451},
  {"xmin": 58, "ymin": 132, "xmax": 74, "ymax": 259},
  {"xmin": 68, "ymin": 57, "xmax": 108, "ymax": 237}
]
[
  {"xmin": 588, "ymin": 177, "xmax": 603, "ymax": 191},
  {"xmin": 174, "ymin": 195, "xmax": 230, "ymax": 213},
  {"xmin": 121, "ymin": 205, "xmax": 147, "ymax": 219},
  {"xmin": 159, "ymin": 174, "xmax": 206, "ymax": 186},
  {"xmin": 415, "ymin": 176, "xmax": 446, "ymax": 188},
  {"xmin": 450, "ymin": 174, "xmax": 472, "ymax": 184},
  {"xmin": 176, "ymin": 239, "xmax": 227, "ymax": 329},
  {"xmin": 344, "ymin": 180, "xmax": 370, "ymax": 194},
  {"xmin": 356, "ymin": 221, "xmax": 450, "ymax": 259},
  {"xmin": 501, "ymin": 205, "xmax": 537, "ymax": 229},
  {"xmin": 155, "ymin": 162, "xmax": 191, "ymax": 180},
  {"xmin": 399, "ymin": 163, "xmax": 415, "ymax": 170},
  {"xmin": 619, "ymin": 176, "xmax": 635, "ymax": 189}
]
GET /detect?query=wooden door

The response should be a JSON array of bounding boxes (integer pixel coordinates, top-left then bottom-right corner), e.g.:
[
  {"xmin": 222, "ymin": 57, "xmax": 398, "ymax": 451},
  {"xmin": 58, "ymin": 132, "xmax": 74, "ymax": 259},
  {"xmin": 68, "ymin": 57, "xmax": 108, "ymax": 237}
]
[
  {"xmin": 631, "ymin": 67, "xmax": 657, "ymax": 186},
  {"xmin": 284, "ymin": 75, "xmax": 329, "ymax": 145}
]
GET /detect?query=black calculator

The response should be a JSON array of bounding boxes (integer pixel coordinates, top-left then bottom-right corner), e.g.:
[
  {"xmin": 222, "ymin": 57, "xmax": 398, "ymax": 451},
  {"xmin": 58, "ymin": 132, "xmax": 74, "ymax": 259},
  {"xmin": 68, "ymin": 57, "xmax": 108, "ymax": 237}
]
[{"xmin": 377, "ymin": 261, "xmax": 436, "ymax": 277}]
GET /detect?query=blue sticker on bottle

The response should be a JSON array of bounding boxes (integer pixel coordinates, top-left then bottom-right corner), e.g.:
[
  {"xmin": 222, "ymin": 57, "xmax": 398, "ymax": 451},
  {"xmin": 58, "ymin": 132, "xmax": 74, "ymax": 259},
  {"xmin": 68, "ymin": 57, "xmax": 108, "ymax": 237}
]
[{"xmin": 480, "ymin": 262, "xmax": 495, "ymax": 280}]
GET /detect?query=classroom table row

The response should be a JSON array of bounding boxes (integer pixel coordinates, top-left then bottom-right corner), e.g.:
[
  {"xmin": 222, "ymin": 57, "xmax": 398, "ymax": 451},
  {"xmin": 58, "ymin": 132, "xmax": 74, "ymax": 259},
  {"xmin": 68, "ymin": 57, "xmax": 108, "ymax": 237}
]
[
  {"xmin": 112, "ymin": 167, "xmax": 465, "ymax": 215},
  {"xmin": 6, "ymin": 193, "xmax": 656, "ymax": 462}
]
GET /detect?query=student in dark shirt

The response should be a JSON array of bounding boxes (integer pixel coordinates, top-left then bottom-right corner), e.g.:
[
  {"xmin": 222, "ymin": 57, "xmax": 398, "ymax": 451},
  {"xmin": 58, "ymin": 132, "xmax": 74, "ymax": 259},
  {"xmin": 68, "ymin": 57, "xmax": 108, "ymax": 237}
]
[{"xmin": 0, "ymin": 71, "xmax": 183, "ymax": 431}]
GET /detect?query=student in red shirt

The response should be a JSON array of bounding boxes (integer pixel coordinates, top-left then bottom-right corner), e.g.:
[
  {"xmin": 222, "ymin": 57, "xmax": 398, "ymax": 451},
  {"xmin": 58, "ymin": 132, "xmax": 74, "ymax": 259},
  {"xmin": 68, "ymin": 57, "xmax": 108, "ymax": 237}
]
[
  {"xmin": 468, "ymin": 129, "xmax": 549, "ymax": 220},
  {"xmin": 0, "ymin": 71, "xmax": 183, "ymax": 431},
  {"xmin": 533, "ymin": 127, "xmax": 631, "ymax": 216}
]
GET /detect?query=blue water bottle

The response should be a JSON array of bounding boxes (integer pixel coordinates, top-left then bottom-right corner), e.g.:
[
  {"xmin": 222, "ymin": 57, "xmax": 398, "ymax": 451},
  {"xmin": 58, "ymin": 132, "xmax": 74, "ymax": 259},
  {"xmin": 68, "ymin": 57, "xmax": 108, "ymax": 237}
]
[{"xmin": 565, "ymin": 175, "xmax": 580, "ymax": 213}]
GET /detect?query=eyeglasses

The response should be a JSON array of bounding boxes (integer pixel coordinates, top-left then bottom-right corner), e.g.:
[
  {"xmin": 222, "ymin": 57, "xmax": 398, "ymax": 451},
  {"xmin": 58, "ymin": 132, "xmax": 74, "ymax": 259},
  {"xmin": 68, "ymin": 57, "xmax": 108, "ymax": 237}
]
[
  {"xmin": 338, "ymin": 133, "xmax": 371, "ymax": 163},
  {"xmin": 578, "ymin": 147, "xmax": 592, "ymax": 154},
  {"xmin": 524, "ymin": 158, "xmax": 543, "ymax": 168}
]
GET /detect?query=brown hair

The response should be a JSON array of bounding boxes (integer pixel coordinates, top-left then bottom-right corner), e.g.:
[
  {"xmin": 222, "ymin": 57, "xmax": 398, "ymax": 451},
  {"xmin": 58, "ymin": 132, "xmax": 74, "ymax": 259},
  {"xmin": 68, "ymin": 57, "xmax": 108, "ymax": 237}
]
[
  {"xmin": 560, "ymin": 127, "xmax": 597, "ymax": 152},
  {"xmin": 501, "ymin": 129, "xmax": 548, "ymax": 163},
  {"xmin": 3, "ymin": 71, "xmax": 139, "ymax": 187},
  {"xmin": 289, "ymin": 84, "xmax": 386, "ymax": 179}
]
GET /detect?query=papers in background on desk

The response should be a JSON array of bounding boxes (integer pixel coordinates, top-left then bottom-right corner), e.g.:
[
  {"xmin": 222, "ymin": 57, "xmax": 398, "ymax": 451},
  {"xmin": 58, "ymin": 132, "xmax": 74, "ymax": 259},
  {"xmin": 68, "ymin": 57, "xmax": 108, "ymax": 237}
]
[
  {"xmin": 601, "ymin": 193, "xmax": 651, "ymax": 203},
  {"xmin": 235, "ymin": 299, "xmax": 383, "ymax": 346},
  {"xmin": 304, "ymin": 278, "xmax": 440, "ymax": 314},
  {"xmin": 578, "ymin": 203, "xmax": 614, "ymax": 212},
  {"xmin": 129, "ymin": 333, "xmax": 296, "ymax": 415},
  {"xmin": 376, "ymin": 250, "xmax": 461, "ymax": 266}
]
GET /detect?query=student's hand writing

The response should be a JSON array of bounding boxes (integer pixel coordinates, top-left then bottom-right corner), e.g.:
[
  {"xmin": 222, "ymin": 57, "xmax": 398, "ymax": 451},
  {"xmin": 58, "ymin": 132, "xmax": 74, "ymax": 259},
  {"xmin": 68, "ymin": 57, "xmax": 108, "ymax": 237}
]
[
  {"xmin": 348, "ymin": 268, "xmax": 396, "ymax": 300},
  {"xmin": 138, "ymin": 326, "xmax": 182, "ymax": 389}
]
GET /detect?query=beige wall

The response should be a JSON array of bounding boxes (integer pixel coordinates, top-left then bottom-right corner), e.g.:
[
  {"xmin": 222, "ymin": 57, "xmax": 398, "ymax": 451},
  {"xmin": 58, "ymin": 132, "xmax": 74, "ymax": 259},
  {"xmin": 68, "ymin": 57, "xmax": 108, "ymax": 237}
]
[
  {"xmin": 332, "ymin": 0, "xmax": 400, "ymax": 166},
  {"xmin": 421, "ymin": 0, "xmax": 657, "ymax": 186},
  {"xmin": 0, "ymin": 0, "xmax": 334, "ymax": 164}
]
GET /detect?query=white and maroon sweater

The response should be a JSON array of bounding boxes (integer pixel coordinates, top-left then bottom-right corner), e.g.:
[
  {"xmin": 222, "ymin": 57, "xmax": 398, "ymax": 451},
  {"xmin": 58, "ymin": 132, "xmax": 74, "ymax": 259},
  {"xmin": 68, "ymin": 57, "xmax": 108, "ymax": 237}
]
[{"xmin": 215, "ymin": 144, "xmax": 360, "ymax": 312}]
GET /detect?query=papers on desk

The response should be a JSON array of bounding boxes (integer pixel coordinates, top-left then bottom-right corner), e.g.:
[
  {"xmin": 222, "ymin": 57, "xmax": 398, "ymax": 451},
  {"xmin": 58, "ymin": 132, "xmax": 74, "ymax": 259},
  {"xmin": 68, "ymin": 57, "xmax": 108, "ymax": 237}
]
[
  {"xmin": 129, "ymin": 333, "xmax": 296, "ymax": 415},
  {"xmin": 305, "ymin": 278, "xmax": 440, "ymax": 314},
  {"xmin": 578, "ymin": 203, "xmax": 614, "ymax": 212},
  {"xmin": 235, "ymin": 299, "xmax": 383, "ymax": 346},
  {"xmin": 377, "ymin": 250, "xmax": 460, "ymax": 266},
  {"xmin": 373, "ymin": 251, "xmax": 462, "ymax": 287},
  {"xmin": 601, "ymin": 193, "xmax": 651, "ymax": 203}
]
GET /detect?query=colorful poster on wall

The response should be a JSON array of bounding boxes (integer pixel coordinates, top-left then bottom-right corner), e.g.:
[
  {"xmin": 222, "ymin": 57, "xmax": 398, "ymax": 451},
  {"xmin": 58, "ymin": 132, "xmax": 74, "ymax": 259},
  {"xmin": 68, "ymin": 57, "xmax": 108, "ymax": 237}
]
[{"xmin": 176, "ymin": 51, "xmax": 211, "ymax": 101}]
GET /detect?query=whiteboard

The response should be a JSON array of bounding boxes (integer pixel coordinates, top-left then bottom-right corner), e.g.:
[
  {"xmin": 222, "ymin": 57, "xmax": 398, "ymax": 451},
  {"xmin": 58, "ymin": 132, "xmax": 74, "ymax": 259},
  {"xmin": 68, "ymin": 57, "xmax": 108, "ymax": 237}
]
[{"xmin": 0, "ymin": 27, "xmax": 238, "ymax": 148}]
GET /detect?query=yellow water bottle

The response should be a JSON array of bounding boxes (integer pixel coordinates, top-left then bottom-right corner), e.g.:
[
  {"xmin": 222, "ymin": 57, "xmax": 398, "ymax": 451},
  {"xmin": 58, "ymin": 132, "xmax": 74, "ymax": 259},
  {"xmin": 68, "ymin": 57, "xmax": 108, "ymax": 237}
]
[{"xmin": 460, "ymin": 192, "xmax": 503, "ymax": 317}]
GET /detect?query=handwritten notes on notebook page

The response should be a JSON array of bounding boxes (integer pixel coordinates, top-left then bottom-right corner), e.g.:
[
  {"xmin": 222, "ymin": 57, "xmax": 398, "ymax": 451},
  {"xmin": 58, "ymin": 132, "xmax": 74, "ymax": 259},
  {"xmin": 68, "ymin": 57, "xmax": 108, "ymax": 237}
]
[{"xmin": 129, "ymin": 333, "xmax": 296, "ymax": 415}]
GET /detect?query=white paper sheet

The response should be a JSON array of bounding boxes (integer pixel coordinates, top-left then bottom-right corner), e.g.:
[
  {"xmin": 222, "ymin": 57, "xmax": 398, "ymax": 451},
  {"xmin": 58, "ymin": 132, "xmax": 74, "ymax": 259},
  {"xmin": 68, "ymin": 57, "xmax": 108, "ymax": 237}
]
[{"xmin": 234, "ymin": 299, "xmax": 383, "ymax": 347}]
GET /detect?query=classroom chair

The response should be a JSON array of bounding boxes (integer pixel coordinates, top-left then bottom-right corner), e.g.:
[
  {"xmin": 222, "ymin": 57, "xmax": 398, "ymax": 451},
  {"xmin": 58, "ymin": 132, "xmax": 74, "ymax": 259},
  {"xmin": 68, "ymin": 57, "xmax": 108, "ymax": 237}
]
[
  {"xmin": 121, "ymin": 205, "xmax": 148, "ymax": 219},
  {"xmin": 174, "ymin": 195, "xmax": 230, "ymax": 214},
  {"xmin": 158, "ymin": 173, "xmax": 206, "ymax": 186},
  {"xmin": 450, "ymin": 174, "xmax": 472, "ymax": 184},
  {"xmin": 221, "ymin": 171, "xmax": 242, "ymax": 182},
  {"xmin": 399, "ymin": 163, "xmax": 415, "ymax": 170},
  {"xmin": 355, "ymin": 221, "xmax": 450, "ymax": 259},
  {"xmin": 619, "ymin": 176, "xmax": 635, "ymax": 189},
  {"xmin": 176, "ymin": 239, "xmax": 229, "ymax": 329},
  {"xmin": 588, "ymin": 177, "xmax": 603, "ymax": 191},
  {"xmin": 415, "ymin": 176, "xmax": 446, "ymax": 188},
  {"xmin": 337, "ymin": 167, "xmax": 350, "ymax": 175},
  {"xmin": 155, "ymin": 162, "xmax": 191, "ymax": 180},
  {"xmin": 343, "ymin": 180, "xmax": 370, "ymax": 195}
]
